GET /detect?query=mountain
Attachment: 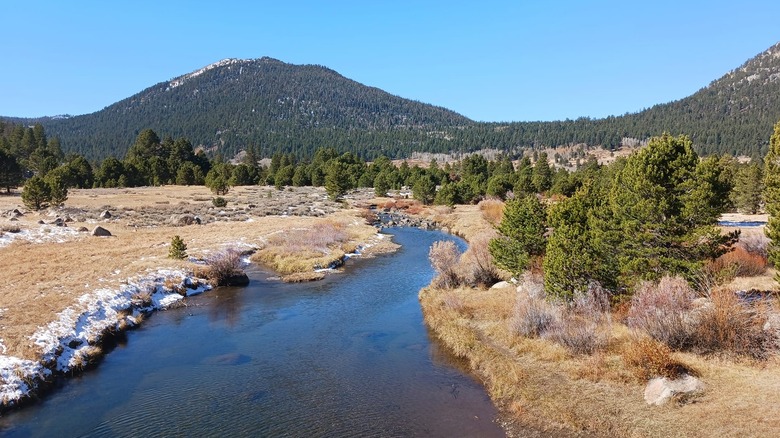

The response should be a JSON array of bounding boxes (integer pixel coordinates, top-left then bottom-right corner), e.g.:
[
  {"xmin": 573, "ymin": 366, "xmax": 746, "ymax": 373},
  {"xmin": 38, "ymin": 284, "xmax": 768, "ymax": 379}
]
[
  {"xmin": 5, "ymin": 42, "xmax": 780, "ymax": 161},
  {"xmin": 10, "ymin": 57, "xmax": 474, "ymax": 160}
]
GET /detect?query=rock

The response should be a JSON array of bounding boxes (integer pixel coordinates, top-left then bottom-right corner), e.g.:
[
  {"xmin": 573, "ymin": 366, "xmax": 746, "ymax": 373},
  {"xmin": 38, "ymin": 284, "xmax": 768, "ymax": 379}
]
[
  {"xmin": 51, "ymin": 217, "xmax": 66, "ymax": 227},
  {"xmin": 223, "ymin": 273, "xmax": 250, "ymax": 287},
  {"xmin": 490, "ymin": 281, "xmax": 512, "ymax": 290},
  {"xmin": 171, "ymin": 214, "xmax": 201, "ymax": 226},
  {"xmin": 99, "ymin": 210, "xmax": 112, "ymax": 219},
  {"xmin": 37, "ymin": 220, "xmax": 45, "ymax": 225},
  {"xmin": 8, "ymin": 209, "xmax": 23, "ymax": 218},
  {"xmin": 91, "ymin": 226, "xmax": 112, "ymax": 237},
  {"xmin": 77, "ymin": 226, "xmax": 89, "ymax": 232},
  {"xmin": 644, "ymin": 375, "xmax": 705, "ymax": 406},
  {"xmin": 9, "ymin": 217, "xmax": 18, "ymax": 222}
]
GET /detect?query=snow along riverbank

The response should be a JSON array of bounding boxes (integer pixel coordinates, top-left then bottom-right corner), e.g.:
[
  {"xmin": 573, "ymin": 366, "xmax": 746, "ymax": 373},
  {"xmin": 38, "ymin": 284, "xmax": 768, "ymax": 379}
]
[{"xmin": 0, "ymin": 269, "xmax": 210, "ymax": 410}]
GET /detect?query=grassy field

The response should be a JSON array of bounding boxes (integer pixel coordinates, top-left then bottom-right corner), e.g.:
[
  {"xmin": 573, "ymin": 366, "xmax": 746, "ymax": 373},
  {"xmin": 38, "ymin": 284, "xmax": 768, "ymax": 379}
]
[
  {"xmin": 416, "ymin": 201, "xmax": 780, "ymax": 437},
  {"xmin": 0, "ymin": 186, "xmax": 396, "ymax": 361}
]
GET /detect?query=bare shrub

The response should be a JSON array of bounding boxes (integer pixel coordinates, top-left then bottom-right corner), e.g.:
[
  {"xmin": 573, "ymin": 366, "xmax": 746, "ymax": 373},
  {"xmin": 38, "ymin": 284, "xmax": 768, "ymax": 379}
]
[
  {"xmin": 691, "ymin": 289, "xmax": 774, "ymax": 359},
  {"xmin": 478, "ymin": 199, "xmax": 504, "ymax": 225},
  {"xmin": 738, "ymin": 233, "xmax": 769, "ymax": 259},
  {"xmin": 627, "ymin": 276, "xmax": 695, "ymax": 350},
  {"xmin": 204, "ymin": 249, "xmax": 244, "ymax": 286},
  {"xmin": 429, "ymin": 240, "xmax": 461, "ymax": 289},
  {"xmin": 511, "ymin": 292, "xmax": 558, "ymax": 337},
  {"xmin": 543, "ymin": 313, "xmax": 609, "ymax": 355},
  {"xmin": 458, "ymin": 231, "xmax": 501, "ymax": 288},
  {"xmin": 622, "ymin": 335, "xmax": 693, "ymax": 380}
]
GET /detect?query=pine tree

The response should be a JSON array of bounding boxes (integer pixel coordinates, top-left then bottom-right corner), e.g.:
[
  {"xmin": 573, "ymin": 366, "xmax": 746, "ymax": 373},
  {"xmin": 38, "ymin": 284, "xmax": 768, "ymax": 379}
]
[
  {"xmin": 45, "ymin": 174, "xmax": 68, "ymax": 207},
  {"xmin": 169, "ymin": 235, "xmax": 188, "ymax": 260},
  {"xmin": 532, "ymin": 152, "xmax": 553, "ymax": 193},
  {"xmin": 412, "ymin": 174, "xmax": 436, "ymax": 205},
  {"xmin": 732, "ymin": 162, "xmax": 764, "ymax": 214},
  {"xmin": 21, "ymin": 176, "xmax": 51, "ymax": 210},
  {"xmin": 0, "ymin": 149, "xmax": 23, "ymax": 194},
  {"xmin": 605, "ymin": 133, "xmax": 736, "ymax": 286},
  {"xmin": 763, "ymin": 120, "xmax": 780, "ymax": 269},
  {"xmin": 325, "ymin": 161, "xmax": 351, "ymax": 201},
  {"xmin": 488, "ymin": 195, "xmax": 547, "ymax": 277}
]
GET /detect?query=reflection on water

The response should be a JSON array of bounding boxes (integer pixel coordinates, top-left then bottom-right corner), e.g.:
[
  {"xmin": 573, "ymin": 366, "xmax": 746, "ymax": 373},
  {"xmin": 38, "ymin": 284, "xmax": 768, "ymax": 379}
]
[{"xmin": 0, "ymin": 228, "xmax": 505, "ymax": 437}]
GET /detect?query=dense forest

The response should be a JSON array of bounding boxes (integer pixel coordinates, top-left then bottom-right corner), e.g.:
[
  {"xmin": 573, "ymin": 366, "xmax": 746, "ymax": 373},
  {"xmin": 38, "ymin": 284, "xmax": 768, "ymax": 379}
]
[{"xmin": 3, "ymin": 42, "xmax": 780, "ymax": 162}]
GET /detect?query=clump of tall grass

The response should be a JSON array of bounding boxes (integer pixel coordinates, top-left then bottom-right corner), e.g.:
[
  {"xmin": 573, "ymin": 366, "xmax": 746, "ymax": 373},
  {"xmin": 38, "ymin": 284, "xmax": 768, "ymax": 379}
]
[
  {"xmin": 478, "ymin": 199, "xmax": 504, "ymax": 225},
  {"xmin": 268, "ymin": 221, "xmax": 348, "ymax": 254},
  {"xmin": 621, "ymin": 335, "xmax": 693, "ymax": 380},
  {"xmin": 458, "ymin": 231, "xmax": 502, "ymax": 288}
]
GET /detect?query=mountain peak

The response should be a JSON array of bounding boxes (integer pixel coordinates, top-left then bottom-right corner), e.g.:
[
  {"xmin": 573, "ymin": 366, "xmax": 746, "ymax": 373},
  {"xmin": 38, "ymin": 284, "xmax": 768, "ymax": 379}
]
[{"xmin": 167, "ymin": 58, "xmax": 250, "ymax": 90}]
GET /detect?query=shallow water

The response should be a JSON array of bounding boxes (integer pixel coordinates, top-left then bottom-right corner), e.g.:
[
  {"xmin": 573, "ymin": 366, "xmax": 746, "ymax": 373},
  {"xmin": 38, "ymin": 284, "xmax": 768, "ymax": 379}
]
[{"xmin": 0, "ymin": 228, "xmax": 505, "ymax": 437}]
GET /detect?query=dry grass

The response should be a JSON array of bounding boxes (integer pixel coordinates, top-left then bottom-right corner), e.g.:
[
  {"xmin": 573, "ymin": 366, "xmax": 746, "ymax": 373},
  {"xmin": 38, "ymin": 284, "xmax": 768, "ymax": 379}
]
[
  {"xmin": 0, "ymin": 186, "xmax": 395, "ymax": 361},
  {"xmin": 478, "ymin": 199, "xmax": 504, "ymax": 225},
  {"xmin": 710, "ymin": 247, "xmax": 767, "ymax": 278},
  {"xmin": 628, "ymin": 276, "xmax": 696, "ymax": 349}
]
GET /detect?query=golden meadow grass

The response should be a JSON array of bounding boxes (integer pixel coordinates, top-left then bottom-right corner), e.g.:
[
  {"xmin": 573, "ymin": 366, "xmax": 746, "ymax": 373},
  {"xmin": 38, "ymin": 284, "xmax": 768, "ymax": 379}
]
[{"xmin": 0, "ymin": 186, "xmax": 395, "ymax": 360}]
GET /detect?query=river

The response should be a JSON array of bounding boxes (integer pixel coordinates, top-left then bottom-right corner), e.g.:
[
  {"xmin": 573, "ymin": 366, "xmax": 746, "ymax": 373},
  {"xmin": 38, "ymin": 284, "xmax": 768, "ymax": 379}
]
[{"xmin": 0, "ymin": 228, "xmax": 505, "ymax": 437}]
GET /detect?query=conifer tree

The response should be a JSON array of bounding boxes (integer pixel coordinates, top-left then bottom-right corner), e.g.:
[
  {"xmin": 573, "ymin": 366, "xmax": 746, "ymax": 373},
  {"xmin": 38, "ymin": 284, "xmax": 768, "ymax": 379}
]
[
  {"xmin": 169, "ymin": 235, "xmax": 188, "ymax": 260},
  {"xmin": 21, "ymin": 176, "xmax": 51, "ymax": 210},
  {"xmin": 488, "ymin": 195, "xmax": 547, "ymax": 277},
  {"xmin": 325, "ymin": 161, "xmax": 351, "ymax": 200},
  {"xmin": 763, "ymin": 120, "xmax": 780, "ymax": 269}
]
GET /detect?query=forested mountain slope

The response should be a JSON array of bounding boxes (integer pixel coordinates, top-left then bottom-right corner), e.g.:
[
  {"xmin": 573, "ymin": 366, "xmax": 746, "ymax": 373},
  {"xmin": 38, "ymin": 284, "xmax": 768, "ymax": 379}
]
[{"xmin": 4, "ymin": 42, "xmax": 780, "ymax": 160}]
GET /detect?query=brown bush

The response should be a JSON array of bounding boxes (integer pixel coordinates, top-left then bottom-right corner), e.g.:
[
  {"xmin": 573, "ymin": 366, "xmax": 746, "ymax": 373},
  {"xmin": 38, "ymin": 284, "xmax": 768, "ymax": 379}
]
[
  {"xmin": 478, "ymin": 199, "xmax": 504, "ymax": 225},
  {"xmin": 458, "ymin": 231, "xmax": 501, "ymax": 288},
  {"xmin": 627, "ymin": 276, "xmax": 695, "ymax": 350},
  {"xmin": 203, "ymin": 249, "xmax": 244, "ymax": 286},
  {"xmin": 691, "ymin": 289, "xmax": 774, "ymax": 359},
  {"xmin": 429, "ymin": 240, "xmax": 462, "ymax": 289},
  {"xmin": 709, "ymin": 247, "xmax": 767, "ymax": 278},
  {"xmin": 622, "ymin": 335, "xmax": 693, "ymax": 380}
]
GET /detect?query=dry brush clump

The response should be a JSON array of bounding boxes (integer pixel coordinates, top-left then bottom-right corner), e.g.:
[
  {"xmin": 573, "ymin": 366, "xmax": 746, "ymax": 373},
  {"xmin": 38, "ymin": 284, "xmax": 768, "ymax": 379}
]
[
  {"xmin": 429, "ymin": 240, "xmax": 462, "ymax": 289},
  {"xmin": 268, "ymin": 221, "xmax": 348, "ymax": 255},
  {"xmin": 197, "ymin": 249, "xmax": 245, "ymax": 286},
  {"xmin": 511, "ymin": 277, "xmax": 611, "ymax": 355},
  {"xmin": 478, "ymin": 199, "xmax": 504, "ymax": 225},
  {"xmin": 457, "ymin": 231, "xmax": 502, "ymax": 288},
  {"xmin": 621, "ymin": 335, "xmax": 693, "ymax": 381},
  {"xmin": 628, "ymin": 275, "xmax": 777, "ymax": 359},
  {"xmin": 709, "ymin": 246, "xmax": 767, "ymax": 278},
  {"xmin": 692, "ymin": 289, "xmax": 775, "ymax": 359},
  {"xmin": 627, "ymin": 276, "xmax": 696, "ymax": 350}
]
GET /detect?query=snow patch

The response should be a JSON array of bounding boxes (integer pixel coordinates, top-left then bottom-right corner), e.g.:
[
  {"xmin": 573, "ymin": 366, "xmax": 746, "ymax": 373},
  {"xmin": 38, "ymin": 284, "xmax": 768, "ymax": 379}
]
[
  {"xmin": 167, "ymin": 58, "xmax": 248, "ymax": 90},
  {"xmin": 0, "ymin": 269, "xmax": 211, "ymax": 408},
  {"xmin": 0, "ymin": 225, "xmax": 83, "ymax": 248}
]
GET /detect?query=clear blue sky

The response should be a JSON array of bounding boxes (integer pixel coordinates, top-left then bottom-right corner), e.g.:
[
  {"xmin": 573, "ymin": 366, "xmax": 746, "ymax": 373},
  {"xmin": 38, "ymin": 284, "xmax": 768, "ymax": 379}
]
[{"xmin": 2, "ymin": 0, "xmax": 779, "ymax": 122}]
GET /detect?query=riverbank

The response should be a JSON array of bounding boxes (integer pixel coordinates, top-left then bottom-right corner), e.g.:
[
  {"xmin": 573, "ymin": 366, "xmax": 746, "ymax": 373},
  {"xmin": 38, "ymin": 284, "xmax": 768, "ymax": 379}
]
[
  {"xmin": 0, "ymin": 186, "xmax": 397, "ymax": 410},
  {"xmin": 417, "ymin": 202, "xmax": 780, "ymax": 437}
]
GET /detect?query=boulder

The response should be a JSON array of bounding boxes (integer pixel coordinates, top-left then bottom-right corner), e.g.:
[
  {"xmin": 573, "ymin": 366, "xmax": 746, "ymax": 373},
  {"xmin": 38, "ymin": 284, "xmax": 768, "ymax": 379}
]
[
  {"xmin": 171, "ymin": 214, "xmax": 201, "ymax": 226},
  {"xmin": 77, "ymin": 226, "xmax": 89, "ymax": 232},
  {"xmin": 99, "ymin": 210, "xmax": 112, "ymax": 219},
  {"xmin": 51, "ymin": 217, "xmax": 67, "ymax": 227},
  {"xmin": 91, "ymin": 226, "xmax": 112, "ymax": 237},
  {"xmin": 644, "ymin": 375, "xmax": 704, "ymax": 406},
  {"xmin": 8, "ymin": 209, "xmax": 23, "ymax": 219},
  {"xmin": 490, "ymin": 281, "xmax": 512, "ymax": 290}
]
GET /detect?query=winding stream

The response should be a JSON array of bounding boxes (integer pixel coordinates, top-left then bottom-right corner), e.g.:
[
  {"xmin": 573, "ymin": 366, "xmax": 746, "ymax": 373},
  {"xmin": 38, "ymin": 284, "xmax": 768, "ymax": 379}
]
[{"xmin": 0, "ymin": 228, "xmax": 505, "ymax": 437}]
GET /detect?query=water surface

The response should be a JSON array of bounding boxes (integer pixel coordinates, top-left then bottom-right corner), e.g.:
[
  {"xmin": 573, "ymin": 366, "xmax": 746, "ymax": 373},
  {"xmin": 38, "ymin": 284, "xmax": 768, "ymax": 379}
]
[{"xmin": 0, "ymin": 228, "xmax": 504, "ymax": 437}]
